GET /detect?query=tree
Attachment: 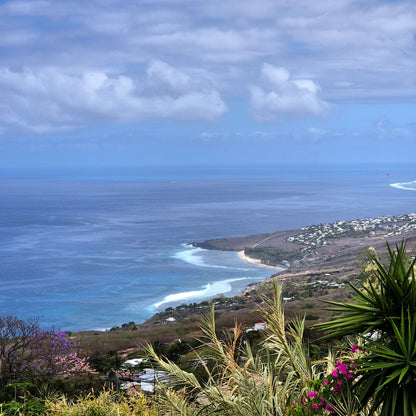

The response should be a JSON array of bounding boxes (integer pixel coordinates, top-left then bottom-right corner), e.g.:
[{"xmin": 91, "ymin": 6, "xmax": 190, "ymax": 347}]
[
  {"xmin": 0, "ymin": 316, "xmax": 40, "ymax": 387},
  {"xmin": 0, "ymin": 316, "xmax": 96, "ymax": 387}
]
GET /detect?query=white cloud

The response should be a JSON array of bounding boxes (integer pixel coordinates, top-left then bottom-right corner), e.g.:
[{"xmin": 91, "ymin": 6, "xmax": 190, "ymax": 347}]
[
  {"xmin": 250, "ymin": 63, "xmax": 329, "ymax": 122},
  {"xmin": 261, "ymin": 64, "xmax": 290, "ymax": 86},
  {"xmin": 0, "ymin": 0, "xmax": 415, "ymax": 136},
  {"xmin": 146, "ymin": 60, "xmax": 191, "ymax": 93},
  {"xmin": 0, "ymin": 62, "xmax": 227, "ymax": 133}
]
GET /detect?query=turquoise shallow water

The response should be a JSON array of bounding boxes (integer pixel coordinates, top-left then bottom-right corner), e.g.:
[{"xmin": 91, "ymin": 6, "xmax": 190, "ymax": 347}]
[{"xmin": 1, "ymin": 164, "xmax": 416, "ymax": 331}]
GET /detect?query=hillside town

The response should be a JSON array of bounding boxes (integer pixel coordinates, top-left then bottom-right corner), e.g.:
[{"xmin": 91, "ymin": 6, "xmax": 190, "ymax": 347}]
[{"xmin": 286, "ymin": 213, "xmax": 416, "ymax": 251}]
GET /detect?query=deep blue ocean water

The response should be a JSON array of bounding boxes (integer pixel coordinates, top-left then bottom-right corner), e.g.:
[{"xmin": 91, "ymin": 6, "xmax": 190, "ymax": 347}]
[{"xmin": 1, "ymin": 164, "xmax": 416, "ymax": 331}]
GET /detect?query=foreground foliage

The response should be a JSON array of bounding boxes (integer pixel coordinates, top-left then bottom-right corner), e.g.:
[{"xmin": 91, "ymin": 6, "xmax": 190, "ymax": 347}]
[
  {"xmin": 45, "ymin": 390, "xmax": 156, "ymax": 416},
  {"xmin": 2, "ymin": 242, "xmax": 416, "ymax": 415},
  {"xmin": 146, "ymin": 282, "xmax": 329, "ymax": 415},
  {"xmin": 317, "ymin": 242, "xmax": 416, "ymax": 416}
]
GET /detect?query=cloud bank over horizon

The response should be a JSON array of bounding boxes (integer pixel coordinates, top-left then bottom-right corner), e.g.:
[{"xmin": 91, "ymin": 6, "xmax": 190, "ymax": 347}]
[{"xmin": 0, "ymin": 0, "xmax": 415, "ymax": 165}]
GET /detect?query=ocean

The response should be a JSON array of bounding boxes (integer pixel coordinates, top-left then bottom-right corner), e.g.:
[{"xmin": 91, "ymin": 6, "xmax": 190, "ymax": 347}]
[{"xmin": 1, "ymin": 164, "xmax": 416, "ymax": 331}]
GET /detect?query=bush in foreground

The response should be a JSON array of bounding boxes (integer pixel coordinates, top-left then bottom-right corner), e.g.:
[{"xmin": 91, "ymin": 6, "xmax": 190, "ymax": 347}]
[{"xmin": 45, "ymin": 390, "xmax": 157, "ymax": 416}]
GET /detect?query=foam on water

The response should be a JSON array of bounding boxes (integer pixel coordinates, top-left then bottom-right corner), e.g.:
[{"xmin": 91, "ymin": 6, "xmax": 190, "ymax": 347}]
[
  {"xmin": 391, "ymin": 181, "xmax": 416, "ymax": 191},
  {"xmin": 172, "ymin": 244, "xmax": 249, "ymax": 271},
  {"xmin": 153, "ymin": 277, "xmax": 249, "ymax": 309}
]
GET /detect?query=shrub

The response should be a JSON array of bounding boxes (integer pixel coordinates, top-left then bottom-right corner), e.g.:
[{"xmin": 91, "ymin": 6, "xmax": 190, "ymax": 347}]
[{"xmin": 46, "ymin": 390, "xmax": 157, "ymax": 415}]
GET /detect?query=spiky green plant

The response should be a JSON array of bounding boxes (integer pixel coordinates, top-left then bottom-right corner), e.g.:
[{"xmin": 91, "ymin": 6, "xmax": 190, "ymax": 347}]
[
  {"xmin": 316, "ymin": 242, "xmax": 416, "ymax": 340},
  {"xmin": 317, "ymin": 242, "xmax": 416, "ymax": 416},
  {"xmin": 146, "ymin": 281, "xmax": 318, "ymax": 416}
]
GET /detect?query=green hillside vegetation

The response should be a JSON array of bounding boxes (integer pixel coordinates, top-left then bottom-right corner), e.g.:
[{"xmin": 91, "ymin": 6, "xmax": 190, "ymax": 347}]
[
  {"xmin": 1, "ymin": 242, "xmax": 415, "ymax": 415},
  {"xmin": 244, "ymin": 247, "xmax": 301, "ymax": 266}
]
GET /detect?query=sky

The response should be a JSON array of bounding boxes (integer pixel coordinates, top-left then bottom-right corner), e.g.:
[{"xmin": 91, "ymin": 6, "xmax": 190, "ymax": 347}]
[{"xmin": 1, "ymin": 0, "xmax": 416, "ymax": 168}]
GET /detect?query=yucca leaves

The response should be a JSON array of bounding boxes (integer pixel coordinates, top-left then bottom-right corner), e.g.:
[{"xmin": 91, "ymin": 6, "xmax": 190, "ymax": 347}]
[
  {"xmin": 317, "ymin": 242, "xmax": 416, "ymax": 338},
  {"xmin": 317, "ymin": 242, "xmax": 416, "ymax": 416}
]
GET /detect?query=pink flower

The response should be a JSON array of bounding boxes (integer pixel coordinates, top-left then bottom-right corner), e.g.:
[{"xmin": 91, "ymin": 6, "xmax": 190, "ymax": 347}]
[
  {"xmin": 323, "ymin": 379, "xmax": 329, "ymax": 386},
  {"xmin": 332, "ymin": 380, "xmax": 343, "ymax": 392},
  {"xmin": 326, "ymin": 404, "xmax": 335, "ymax": 414},
  {"xmin": 351, "ymin": 344, "xmax": 363, "ymax": 353},
  {"xmin": 312, "ymin": 404, "xmax": 319, "ymax": 410},
  {"xmin": 302, "ymin": 398, "xmax": 306, "ymax": 403},
  {"xmin": 336, "ymin": 361, "xmax": 349, "ymax": 375},
  {"xmin": 308, "ymin": 391, "xmax": 318, "ymax": 398},
  {"xmin": 332, "ymin": 369, "xmax": 338, "ymax": 378}
]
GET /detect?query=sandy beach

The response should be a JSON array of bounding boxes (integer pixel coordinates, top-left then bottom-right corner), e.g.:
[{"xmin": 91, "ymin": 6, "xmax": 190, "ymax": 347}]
[{"xmin": 237, "ymin": 250, "xmax": 285, "ymax": 271}]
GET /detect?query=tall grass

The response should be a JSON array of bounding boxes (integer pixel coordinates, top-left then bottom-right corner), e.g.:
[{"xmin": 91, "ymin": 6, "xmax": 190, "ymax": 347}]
[{"xmin": 145, "ymin": 281, "xmax": 320, "ymax": 415}]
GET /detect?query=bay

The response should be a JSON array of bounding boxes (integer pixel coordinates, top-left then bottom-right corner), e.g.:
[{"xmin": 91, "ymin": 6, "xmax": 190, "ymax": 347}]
[{"xmin": 1, "ymin": 164, "xmax": 415, "ymax": 331}]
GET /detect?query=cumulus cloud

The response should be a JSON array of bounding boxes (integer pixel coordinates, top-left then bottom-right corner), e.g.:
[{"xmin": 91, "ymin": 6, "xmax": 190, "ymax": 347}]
[
  {"xmin": 250, "ymin": 63, "xmax": 329, "ymax": 122},
  {"xmin": 0, "ymin": 0, "xmax": 415, "ymax": 136},
  {"xmin": 146, "ymin": 60, "xmax": 191, "ymax": 93},
  {"xmin": 0, "ymin": 62, "xmax": 227, "ymax": 133},
  {"xmin": 0, "ymin": 0, "xmax": 415, "ymax": 105}
]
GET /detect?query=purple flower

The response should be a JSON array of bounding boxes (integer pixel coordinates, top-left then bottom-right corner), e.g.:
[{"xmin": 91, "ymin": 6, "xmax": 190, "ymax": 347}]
[
  {"xmin": 332, "ymin": 380, "xmax": 343, "ymax": 392},
  {"xmin": 332, "ymin": 369, "xmax": 338, "ymax": 378},
  {"xmin": 351, "ymin": 344, "xmax": 363, "ymax": 353},
  {"xmin": 326, "ymin": 404, "xmax": 335, "ymax": 413},
  {"xmin": 308, "ymin": 391, "xmax": 318, "ymax": 398}
]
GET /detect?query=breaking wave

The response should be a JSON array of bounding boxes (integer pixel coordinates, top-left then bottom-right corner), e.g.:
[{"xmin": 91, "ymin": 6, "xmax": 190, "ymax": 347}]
[
  {"xmin": 153, "ymin": 277, "xmax": 249, "ymax": 309},
  {"xmin": 390, "ymin": 181, "xmax": 416, "ymax": 191}
]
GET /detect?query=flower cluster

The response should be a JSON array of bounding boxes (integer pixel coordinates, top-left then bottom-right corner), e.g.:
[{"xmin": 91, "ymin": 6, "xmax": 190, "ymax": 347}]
[
  {"xmin": 7, "ymin": 329, "xmax": 96, "ymax": 382},
  {"xmin": 292, "ymin": 359, "xmax": 357, "ymax": 415}
]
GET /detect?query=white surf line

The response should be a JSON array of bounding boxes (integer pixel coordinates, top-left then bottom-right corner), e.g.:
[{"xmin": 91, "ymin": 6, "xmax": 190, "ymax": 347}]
[
  {"xmin": 390, "ymin": 181, "xmax": 416, "ymax": 191},
  {"xmin": 172, "ymin": 245, "xmax": 250, "ymax": 271},
  {"xmin": 153, "ymin": 277, "xmax": 251, "ymax": 309}
]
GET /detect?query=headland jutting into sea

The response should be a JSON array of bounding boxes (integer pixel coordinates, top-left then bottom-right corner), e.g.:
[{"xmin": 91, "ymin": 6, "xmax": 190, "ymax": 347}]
[
  {"xmin": 138, "ymin": 212, "xmax": 416, "ymax": 332},
  {"xmin": 194, "ymin": 212, "xmax": 416, "ymax": 268}
]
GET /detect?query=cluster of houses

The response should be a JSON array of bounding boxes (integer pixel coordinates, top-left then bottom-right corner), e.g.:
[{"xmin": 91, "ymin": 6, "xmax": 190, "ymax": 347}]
[
  {"xmin": 286, "ymin": 213, "xmax": 416, "ymax": 250},
  {"xmin": 111, "ymin": 358, "xmax": 170, "ymax": 393}
]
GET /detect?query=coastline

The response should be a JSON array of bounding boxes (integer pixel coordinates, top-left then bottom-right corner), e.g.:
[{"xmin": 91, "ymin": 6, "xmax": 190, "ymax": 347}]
[{"xmin": 237, "ymin": 250, "xmax": 285, "ymax": 271}]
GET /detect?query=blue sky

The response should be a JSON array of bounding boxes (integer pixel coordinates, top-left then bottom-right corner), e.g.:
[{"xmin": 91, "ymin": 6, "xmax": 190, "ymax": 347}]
[{"xmin": 1, "ymin": 0, "xmax": 416, "ymax": 168}]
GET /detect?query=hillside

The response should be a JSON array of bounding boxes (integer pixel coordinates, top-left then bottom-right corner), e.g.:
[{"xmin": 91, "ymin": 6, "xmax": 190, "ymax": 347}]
[{"xmin": 77, "ymin": 213, "xmax": 416, "ymax": 356}]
